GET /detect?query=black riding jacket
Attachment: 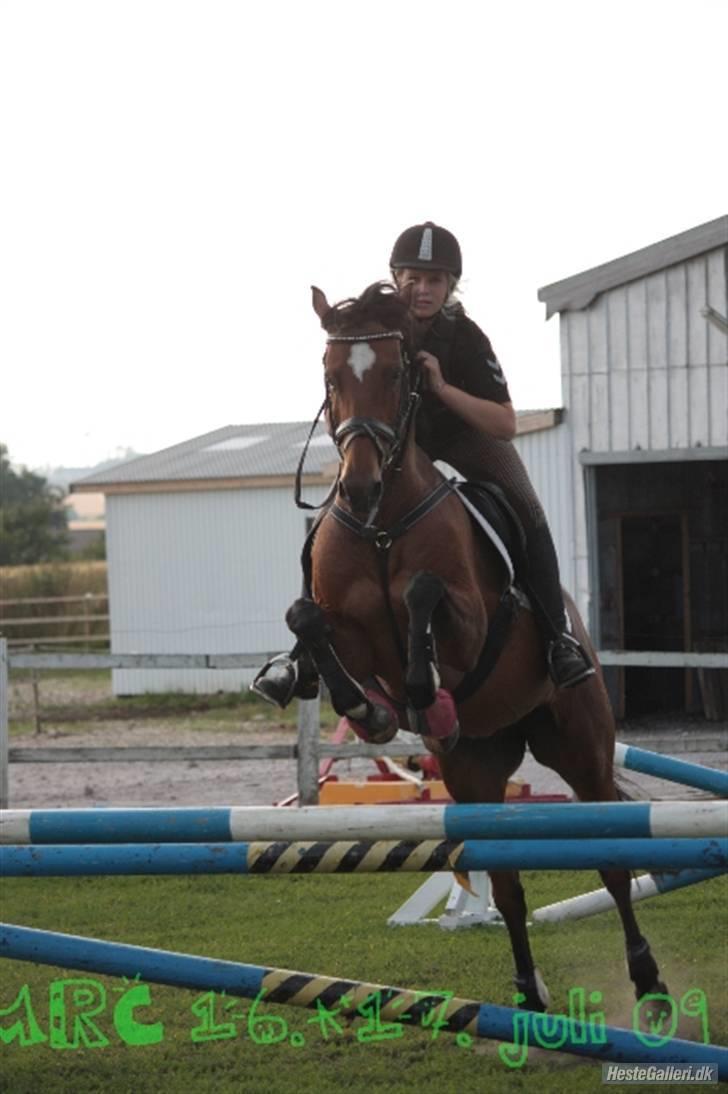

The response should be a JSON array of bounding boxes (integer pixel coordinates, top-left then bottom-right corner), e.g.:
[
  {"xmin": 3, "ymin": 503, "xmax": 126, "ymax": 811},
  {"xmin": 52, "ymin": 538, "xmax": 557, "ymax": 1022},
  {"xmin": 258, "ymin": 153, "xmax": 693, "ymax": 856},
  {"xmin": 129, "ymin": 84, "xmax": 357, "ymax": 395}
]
[{"xmin": 414, "ymin": 309, "xmax": 511, "ymax": 457}]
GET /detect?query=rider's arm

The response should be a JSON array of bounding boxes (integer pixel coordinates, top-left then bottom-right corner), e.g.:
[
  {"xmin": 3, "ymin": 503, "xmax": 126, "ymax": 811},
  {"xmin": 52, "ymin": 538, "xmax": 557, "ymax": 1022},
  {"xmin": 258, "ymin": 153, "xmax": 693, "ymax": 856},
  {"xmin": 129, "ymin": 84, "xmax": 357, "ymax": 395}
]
[{"xmin": 432, "ymin": 379, "xmax": 516, "ymax": 440}]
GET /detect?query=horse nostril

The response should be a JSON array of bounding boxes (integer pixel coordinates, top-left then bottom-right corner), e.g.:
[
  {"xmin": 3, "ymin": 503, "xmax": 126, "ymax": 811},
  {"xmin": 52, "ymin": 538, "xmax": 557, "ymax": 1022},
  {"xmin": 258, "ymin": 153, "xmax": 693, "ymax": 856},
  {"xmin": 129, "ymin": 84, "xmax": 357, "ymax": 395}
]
[{"xmin": 340, "ymin": 478, "xmax": 382, "ymax": 518}]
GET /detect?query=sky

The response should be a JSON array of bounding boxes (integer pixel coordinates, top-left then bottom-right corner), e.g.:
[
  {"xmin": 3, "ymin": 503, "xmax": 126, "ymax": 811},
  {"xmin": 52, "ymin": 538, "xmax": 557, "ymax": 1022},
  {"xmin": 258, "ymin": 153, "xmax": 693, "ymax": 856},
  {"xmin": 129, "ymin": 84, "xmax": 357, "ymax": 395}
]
[{"xmin": 1, "ymin": 0, "xmax": 726, "ymax": 473}]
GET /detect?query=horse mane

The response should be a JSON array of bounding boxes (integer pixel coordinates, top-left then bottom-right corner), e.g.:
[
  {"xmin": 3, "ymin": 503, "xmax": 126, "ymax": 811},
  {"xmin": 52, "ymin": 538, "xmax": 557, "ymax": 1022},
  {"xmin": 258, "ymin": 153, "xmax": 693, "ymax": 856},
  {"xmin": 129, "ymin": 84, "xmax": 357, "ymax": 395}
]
[{"xmin": 321, "ymin": 281, "xmax": 413, "ymax": 338}]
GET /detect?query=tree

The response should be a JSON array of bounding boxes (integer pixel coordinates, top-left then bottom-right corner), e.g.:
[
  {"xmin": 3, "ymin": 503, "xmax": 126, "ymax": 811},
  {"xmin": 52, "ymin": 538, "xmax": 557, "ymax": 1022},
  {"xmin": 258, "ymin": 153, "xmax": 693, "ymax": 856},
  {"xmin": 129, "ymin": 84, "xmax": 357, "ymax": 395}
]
[{"xmin": 0, "ymin": 444, "xmax": 69, "ymax": 565}]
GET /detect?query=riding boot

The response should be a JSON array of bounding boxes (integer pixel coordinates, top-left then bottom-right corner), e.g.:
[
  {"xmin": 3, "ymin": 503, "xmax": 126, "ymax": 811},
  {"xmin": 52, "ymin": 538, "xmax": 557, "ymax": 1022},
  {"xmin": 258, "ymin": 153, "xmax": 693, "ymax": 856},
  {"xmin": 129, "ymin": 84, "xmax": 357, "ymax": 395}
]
[
  {"xmin": 250, "ymin": 643, "xmax": 319, "ymax": 708},
  {"xmin": 524, "ymin": 525, "xmax": 595, "ymax": 688}
]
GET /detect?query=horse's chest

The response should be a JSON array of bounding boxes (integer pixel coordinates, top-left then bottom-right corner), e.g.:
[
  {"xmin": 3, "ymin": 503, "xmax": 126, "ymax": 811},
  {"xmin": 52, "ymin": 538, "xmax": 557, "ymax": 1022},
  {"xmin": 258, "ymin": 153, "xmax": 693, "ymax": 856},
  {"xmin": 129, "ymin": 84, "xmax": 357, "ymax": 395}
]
[{"xmin": 318, "ymin": 571, "xmax": 382, "ymax": 622}]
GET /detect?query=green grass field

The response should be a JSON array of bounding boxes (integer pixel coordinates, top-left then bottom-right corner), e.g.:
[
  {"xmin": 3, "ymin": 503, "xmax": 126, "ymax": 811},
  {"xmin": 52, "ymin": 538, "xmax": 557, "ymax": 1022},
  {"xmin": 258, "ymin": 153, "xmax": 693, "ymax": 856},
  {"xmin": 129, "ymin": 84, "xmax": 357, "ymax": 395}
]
[{"xmin": 2, "ymin": 870, "xmax": 726, "ymax": 1094}]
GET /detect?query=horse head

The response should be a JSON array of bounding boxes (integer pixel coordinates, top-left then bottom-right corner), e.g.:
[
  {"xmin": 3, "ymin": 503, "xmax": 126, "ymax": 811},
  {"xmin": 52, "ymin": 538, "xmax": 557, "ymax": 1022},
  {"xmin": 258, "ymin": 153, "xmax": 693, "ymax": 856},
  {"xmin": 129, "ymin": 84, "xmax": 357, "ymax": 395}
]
[{"xmin": 312, "ymin": 281, "xmax": 418, "ymax": 522}]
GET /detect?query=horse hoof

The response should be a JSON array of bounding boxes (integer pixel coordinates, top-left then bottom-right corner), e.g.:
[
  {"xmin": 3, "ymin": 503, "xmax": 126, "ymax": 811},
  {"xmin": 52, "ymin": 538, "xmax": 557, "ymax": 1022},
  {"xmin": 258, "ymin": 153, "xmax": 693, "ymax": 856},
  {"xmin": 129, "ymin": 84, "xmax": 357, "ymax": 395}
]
[
  {"xmin": 408, "ymin": 690, "xmax": 458, "ymax": 744},
  {"xmin": 423, "ymin": 724, "xmax": 460, "ymax": 755},
  {"xmin": 627, "ymin": 938, "xmax": 666, "ymax": 1001},
  {"xmin": 345, "ymin": 717, "xmax": 398, "ymax": 745},
  {"xmin": 514, "ymin": 969, "xmax": 551, "ymax": 1012},
  {"xmin": 635, "ymin": 979, "xmax": 669, "ymax": 1002},
  {"xmin": 345, "ymin": 694, "xmax": 400, "ymax": 745}
]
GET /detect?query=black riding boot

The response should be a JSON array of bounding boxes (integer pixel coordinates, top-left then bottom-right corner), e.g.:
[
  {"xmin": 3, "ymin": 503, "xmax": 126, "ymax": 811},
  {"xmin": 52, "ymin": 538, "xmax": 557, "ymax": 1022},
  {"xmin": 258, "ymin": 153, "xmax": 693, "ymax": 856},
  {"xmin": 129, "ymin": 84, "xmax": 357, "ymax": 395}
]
[
  {"xmin": 250, "ymin": 643, "xmax": 319, "ymax": 708},
  {"xmin": 525, "ymin": 525, "xmax": 595, "ymax": 688}
]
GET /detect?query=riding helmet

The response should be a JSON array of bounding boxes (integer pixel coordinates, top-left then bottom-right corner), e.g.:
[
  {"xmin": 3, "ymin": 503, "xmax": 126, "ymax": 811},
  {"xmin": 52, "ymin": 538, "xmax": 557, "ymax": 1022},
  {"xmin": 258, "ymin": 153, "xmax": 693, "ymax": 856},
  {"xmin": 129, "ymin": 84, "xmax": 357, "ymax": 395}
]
[{"xmin": 389, "ymin": 221, "xmax": 462, "ymax": 279}]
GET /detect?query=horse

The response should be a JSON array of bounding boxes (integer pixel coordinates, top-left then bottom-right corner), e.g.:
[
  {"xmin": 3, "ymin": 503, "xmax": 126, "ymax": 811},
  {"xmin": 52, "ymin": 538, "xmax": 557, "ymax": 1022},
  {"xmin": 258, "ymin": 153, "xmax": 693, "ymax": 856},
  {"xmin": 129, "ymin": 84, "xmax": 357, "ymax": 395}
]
[{"xmin": 285, "ymin": 280, "xmax": 667, "ymax": 1013}]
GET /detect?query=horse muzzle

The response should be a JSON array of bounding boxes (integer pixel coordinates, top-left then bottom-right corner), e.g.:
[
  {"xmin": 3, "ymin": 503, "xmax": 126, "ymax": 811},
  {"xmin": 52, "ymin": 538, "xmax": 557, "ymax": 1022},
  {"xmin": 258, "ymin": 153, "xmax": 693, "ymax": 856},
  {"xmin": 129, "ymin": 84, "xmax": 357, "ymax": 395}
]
[
  {"xmin": 334, "ymin": 416, "xmax": 395, "ymax": 521},
  {"xmin": 338, "ymin": 473, "xmax": 383, "ymax": 521}
]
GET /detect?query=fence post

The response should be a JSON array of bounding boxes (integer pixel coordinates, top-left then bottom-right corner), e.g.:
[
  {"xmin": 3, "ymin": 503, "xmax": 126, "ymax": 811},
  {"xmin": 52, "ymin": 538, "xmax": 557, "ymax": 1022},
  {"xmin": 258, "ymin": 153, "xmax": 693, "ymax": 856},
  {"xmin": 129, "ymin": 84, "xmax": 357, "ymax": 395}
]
[
  {"xmin": 296, "ymin": 695, "xmax": 321, "ymax": 806},
  {"xmin": 0, "ymin": 638, "xmax": 8, "ymax": 809},
  {"xmin": 31, "ymin": 645, "xmax": 42, "ymax": 735},
  {"xmin": 84, "ymin": 592, "xmax": 92, "ymax": 650}
]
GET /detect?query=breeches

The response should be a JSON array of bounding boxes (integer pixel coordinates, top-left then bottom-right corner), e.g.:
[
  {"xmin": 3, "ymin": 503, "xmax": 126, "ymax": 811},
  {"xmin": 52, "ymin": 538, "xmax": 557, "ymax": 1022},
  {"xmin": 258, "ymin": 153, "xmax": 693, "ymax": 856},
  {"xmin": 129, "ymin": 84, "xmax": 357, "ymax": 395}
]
[{"xmin": 426, "ymin": 429, "xmax": 548, "ymax": 534}]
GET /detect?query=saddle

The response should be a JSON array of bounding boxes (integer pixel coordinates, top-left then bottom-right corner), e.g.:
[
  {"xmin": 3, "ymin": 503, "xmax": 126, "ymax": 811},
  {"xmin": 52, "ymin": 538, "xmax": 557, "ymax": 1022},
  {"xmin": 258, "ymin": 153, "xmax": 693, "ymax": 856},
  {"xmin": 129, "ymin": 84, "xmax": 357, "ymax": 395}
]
[{"xmin": 453, "ymin": 479, "xmax": 528, "ymax": 586}]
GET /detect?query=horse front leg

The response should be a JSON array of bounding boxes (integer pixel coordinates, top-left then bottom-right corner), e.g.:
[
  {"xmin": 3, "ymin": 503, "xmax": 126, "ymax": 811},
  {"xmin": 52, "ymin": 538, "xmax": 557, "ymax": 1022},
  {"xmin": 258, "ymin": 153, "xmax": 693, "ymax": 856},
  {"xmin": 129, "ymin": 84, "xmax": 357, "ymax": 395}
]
[
  {"xmin": 402, "ymin": 571, "xmax": 462, "ymax": 753},
  {"xmin": 285, "ymin": 597, "xmax": 398, "ymax": 744}
]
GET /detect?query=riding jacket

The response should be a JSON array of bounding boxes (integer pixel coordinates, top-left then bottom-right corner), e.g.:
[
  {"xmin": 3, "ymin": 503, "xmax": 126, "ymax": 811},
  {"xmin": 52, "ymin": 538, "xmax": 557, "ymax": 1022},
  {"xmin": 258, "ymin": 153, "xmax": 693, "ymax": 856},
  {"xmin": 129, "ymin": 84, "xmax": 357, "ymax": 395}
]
[{"xmin": 414, "ymin": 309, "xmax": 512, "ymax": 457}]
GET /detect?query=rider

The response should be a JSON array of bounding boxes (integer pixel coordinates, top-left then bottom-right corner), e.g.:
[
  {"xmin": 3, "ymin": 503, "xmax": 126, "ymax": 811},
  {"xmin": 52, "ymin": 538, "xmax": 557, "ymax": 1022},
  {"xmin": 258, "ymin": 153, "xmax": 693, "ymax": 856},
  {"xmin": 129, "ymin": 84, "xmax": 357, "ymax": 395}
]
[{"xmin": 252, "ymin": 221, "xmax": 593, "ymax": 706}]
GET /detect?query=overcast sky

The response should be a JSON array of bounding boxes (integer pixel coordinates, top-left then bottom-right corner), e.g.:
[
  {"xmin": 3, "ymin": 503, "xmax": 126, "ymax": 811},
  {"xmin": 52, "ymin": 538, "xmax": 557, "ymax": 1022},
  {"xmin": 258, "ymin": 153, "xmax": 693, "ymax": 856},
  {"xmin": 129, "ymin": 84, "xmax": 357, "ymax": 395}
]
[{"xmin": 2, "ymin": 0, "xmax": 726, "ymax": 472}]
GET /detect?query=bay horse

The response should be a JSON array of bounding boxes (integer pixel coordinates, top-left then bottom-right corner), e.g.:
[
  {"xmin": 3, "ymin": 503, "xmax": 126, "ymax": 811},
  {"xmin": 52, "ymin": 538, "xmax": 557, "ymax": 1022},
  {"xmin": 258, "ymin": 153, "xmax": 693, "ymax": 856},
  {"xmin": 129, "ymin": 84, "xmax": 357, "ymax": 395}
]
[{"xmin": 286, "ymin": 281, "xmax": 667, "ymax": 1012}]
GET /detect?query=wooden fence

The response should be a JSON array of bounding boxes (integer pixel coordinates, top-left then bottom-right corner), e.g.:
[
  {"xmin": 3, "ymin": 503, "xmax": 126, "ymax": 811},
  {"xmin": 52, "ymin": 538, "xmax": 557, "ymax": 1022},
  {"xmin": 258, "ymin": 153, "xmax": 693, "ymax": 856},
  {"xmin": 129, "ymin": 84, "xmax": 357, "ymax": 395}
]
[
  {"xmin": 1, "ymin": 641, "xmax": 726, "ymax": 810},
  {"xmin": 0, "ymin": 592, "xmax": 109, "ymax": 647}
]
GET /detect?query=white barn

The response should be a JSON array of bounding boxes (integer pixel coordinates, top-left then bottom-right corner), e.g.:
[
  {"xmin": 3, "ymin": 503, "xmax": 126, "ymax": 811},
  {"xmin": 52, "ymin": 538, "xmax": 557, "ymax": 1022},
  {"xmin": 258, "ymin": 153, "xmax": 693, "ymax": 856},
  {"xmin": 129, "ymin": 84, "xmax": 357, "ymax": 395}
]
[{"xmin": 538, "ymin": 215, "xmax": 727, "ymax": 716}]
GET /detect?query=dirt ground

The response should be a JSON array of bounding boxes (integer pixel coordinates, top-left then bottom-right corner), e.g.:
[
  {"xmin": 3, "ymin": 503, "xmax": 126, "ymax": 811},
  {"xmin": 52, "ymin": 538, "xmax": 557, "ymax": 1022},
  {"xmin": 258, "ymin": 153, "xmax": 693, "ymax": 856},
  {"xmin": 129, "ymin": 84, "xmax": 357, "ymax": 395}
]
[{"xmin": 6, "ymin": 674, "xmax": 727, "ymax": 809}]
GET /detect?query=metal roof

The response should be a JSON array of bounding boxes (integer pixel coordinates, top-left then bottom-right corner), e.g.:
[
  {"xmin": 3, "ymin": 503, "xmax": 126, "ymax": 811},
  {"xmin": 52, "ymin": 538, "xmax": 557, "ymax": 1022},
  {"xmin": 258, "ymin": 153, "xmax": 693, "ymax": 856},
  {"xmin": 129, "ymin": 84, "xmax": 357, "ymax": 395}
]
[
  {"xmin": 72, "ymin": 422, "xmax": 338, "ymax": 490},
  {"xmin": 72, "ymin": 412, "xmax": 561, "ymax": 492},
  {"xmin": 538, "ymin": 216, "xmax": 728, "ymax": 319}
]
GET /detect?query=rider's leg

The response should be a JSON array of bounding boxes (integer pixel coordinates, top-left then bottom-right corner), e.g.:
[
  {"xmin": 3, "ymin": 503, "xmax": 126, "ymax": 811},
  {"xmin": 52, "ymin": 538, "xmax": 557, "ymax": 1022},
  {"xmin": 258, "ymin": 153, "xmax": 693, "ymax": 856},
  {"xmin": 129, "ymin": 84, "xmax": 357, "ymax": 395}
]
[
  {"xmin": 433, "ymin": 431, "xmax": 594, "ymax": 688},
  {"xmin": 250, "ymin": 509, "xmax": 329, "ymax": 707}
]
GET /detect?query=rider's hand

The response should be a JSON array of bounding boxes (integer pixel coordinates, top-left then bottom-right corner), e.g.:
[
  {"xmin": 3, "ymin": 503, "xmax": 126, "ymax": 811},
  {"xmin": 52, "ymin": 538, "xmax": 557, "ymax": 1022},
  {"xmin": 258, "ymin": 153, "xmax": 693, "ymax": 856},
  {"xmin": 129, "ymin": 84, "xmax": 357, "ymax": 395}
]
[{"xmin": 417, "ymin": 351, "xmax": 446, "ymax": 395}]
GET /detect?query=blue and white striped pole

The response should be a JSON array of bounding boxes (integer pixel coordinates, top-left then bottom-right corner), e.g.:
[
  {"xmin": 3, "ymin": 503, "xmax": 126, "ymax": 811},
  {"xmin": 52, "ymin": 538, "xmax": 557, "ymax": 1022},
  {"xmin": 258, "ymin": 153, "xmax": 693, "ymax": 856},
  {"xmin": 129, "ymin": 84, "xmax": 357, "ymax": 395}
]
[
  {"xmin": 2, "ymin": 800, "xmax": 726, "ymax": 845},
  {"xmin": 614, "ymin": 743, "xmax": 728, "ymax": 797},
  {"xmin": 1, "ymin": 924, "xmax": 726, "ymax": 1075}
]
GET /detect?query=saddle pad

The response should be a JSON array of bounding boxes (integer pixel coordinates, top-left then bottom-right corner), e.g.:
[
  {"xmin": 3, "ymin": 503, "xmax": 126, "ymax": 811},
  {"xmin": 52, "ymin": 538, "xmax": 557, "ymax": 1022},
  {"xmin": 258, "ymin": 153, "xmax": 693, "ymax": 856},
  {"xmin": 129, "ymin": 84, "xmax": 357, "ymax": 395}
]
[{"xmin": 453, "ymin": 481, "xmax": 516, "ymax": 584}]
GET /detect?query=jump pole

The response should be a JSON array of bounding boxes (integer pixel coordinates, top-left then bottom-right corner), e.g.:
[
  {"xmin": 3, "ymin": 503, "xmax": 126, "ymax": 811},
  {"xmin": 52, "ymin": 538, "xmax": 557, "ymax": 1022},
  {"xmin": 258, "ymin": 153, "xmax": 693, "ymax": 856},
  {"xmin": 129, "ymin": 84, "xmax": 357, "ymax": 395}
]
[
  {"xmin": 2, "ymin": 800, "xmax": 726, "ymax": 844},
  {"xmin": 2, "ymin": 837, "xmax": 727, "ymax": 877},
  {"xmin": 1, "ymin": 924, "xmax": 725, "ymax": 1074},
  {"xmin": 533, "ymin": 868, "xmax": 725, "ymax": 923},
  {"xmin": 614, "ymin": 743, "xmax": 728, "ymax": 797}
]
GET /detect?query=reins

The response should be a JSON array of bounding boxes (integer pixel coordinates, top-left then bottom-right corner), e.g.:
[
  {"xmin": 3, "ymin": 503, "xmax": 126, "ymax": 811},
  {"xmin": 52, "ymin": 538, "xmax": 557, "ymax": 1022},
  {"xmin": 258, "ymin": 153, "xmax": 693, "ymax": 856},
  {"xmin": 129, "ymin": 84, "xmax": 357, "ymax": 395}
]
[{"xmin": 294, "ymin": 398, "xmax": 337, "ymax": 512}]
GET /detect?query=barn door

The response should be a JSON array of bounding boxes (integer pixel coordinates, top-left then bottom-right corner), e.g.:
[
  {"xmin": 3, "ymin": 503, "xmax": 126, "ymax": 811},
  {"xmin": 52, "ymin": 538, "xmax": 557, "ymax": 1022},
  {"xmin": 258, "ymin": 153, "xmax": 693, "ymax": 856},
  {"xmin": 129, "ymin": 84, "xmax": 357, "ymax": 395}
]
[{"xmin": 620, "ymin": 512, "xmax": 690, "ymax": 716}]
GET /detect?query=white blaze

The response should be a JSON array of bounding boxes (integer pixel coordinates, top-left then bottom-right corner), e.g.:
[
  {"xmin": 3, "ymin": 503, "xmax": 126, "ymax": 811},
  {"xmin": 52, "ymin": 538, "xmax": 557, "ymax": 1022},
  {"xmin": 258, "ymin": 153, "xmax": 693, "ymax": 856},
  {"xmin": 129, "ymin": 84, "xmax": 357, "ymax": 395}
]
[{"xmin": 347, "ymin": 342, "xmax": 376, "ymax": 381}]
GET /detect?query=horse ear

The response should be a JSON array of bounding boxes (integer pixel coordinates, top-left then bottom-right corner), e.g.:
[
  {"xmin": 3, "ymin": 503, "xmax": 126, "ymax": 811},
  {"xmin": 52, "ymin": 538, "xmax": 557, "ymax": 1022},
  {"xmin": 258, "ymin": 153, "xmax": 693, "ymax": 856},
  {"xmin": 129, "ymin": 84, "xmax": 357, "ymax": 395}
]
[{"xmin": 311, "ymin": 286, "xmax": 330, "ymax": 321}]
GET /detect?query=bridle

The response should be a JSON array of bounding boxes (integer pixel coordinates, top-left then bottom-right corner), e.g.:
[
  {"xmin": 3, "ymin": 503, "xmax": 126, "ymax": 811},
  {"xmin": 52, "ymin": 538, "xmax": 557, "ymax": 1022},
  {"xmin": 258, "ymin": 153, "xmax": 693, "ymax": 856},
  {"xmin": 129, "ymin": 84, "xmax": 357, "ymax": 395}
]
[
  {"xmin": 325, "ymin": 329, "xmax": 421, "ymax": 477},
  {"xmin": 294, "ymin": 327, "xmax": 421, "ymax": 513}
]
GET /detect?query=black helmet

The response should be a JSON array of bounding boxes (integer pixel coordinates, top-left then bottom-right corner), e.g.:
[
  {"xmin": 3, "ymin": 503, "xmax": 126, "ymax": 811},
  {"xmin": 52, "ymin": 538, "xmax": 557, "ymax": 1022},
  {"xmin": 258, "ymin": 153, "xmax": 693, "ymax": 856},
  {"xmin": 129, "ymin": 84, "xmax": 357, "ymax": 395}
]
[{"xmin": 389, "ymin": 221, "xmax": 462, "ymax": 280}]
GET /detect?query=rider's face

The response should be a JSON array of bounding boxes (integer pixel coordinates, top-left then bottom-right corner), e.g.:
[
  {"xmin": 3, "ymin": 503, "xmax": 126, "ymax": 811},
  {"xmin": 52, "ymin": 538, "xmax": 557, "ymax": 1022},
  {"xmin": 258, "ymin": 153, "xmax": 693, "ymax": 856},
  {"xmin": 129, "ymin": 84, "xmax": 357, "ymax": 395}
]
[{"xmin": 395, "ymin": 269, "xmax": 451, "ymax": 319}]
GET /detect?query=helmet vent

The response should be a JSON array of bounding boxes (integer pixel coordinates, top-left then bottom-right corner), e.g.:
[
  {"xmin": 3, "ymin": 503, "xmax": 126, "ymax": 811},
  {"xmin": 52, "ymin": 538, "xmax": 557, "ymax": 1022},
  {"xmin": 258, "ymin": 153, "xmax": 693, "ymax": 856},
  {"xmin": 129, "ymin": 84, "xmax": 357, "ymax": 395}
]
[{"xmin": 417, "ymin": 226, "xmax": 433, "ymax": 262}]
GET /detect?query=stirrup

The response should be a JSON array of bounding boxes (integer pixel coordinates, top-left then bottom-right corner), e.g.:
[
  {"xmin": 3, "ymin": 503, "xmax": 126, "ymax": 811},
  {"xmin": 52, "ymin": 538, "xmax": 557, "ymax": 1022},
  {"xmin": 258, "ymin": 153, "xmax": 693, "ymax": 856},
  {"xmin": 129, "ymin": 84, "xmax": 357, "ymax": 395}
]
[
  {"xmin": 250, "ymin": 653, "xmax": 300, "ymax": 708},
  {"xmin": 547, "ymin": 634, "xmax": 595, "ymax": 689}
]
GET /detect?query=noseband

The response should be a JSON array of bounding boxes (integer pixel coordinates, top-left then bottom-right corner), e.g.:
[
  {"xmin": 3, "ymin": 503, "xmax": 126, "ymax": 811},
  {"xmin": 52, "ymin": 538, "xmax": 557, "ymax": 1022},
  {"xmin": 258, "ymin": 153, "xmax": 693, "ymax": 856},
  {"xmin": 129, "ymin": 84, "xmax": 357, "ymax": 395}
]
[{"xmin": 325, "ymin": 329, "xmax": 420, "ymax": 473}]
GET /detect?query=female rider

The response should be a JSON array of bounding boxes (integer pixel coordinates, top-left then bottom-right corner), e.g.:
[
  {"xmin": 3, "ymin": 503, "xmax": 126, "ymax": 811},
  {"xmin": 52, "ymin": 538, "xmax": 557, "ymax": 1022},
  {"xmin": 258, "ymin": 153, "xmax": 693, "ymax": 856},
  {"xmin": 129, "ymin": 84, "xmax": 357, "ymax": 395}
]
[
  {"xmin": 252, "ymin": 222, "xmax": 593, "ymax": 705},
  {"xmin": 388, "ymin": 220, "xmax": 593, "ymax": 689}
]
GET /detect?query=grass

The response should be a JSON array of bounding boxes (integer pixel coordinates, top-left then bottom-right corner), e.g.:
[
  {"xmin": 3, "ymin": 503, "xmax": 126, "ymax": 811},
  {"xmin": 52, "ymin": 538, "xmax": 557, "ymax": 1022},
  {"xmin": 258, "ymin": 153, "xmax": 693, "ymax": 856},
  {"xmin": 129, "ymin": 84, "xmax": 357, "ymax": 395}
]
[{"xmin": 1, "ymin": 871, "xmax": 726, "ymax": 1094}]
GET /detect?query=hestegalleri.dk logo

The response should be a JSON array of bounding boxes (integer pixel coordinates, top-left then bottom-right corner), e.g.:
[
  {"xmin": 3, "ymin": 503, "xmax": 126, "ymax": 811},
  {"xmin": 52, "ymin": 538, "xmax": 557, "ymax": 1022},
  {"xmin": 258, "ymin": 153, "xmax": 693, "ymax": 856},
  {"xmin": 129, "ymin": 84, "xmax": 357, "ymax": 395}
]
[{"xmin": 602, "ymin": 1063, "xmax": 719, "ymax": 1084}]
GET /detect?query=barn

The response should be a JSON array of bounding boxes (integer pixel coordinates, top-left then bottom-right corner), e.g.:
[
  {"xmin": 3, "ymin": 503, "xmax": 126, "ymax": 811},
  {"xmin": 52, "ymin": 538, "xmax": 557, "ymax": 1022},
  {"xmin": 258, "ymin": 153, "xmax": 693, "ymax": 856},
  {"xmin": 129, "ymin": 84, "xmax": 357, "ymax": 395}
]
[
  {"xmin": 72, "ymin": 410, "xmax": 569, "ymax": 696},
  {"xmin": 538, "ymin": 215, "xmax": 727, "ymax": 717}
]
